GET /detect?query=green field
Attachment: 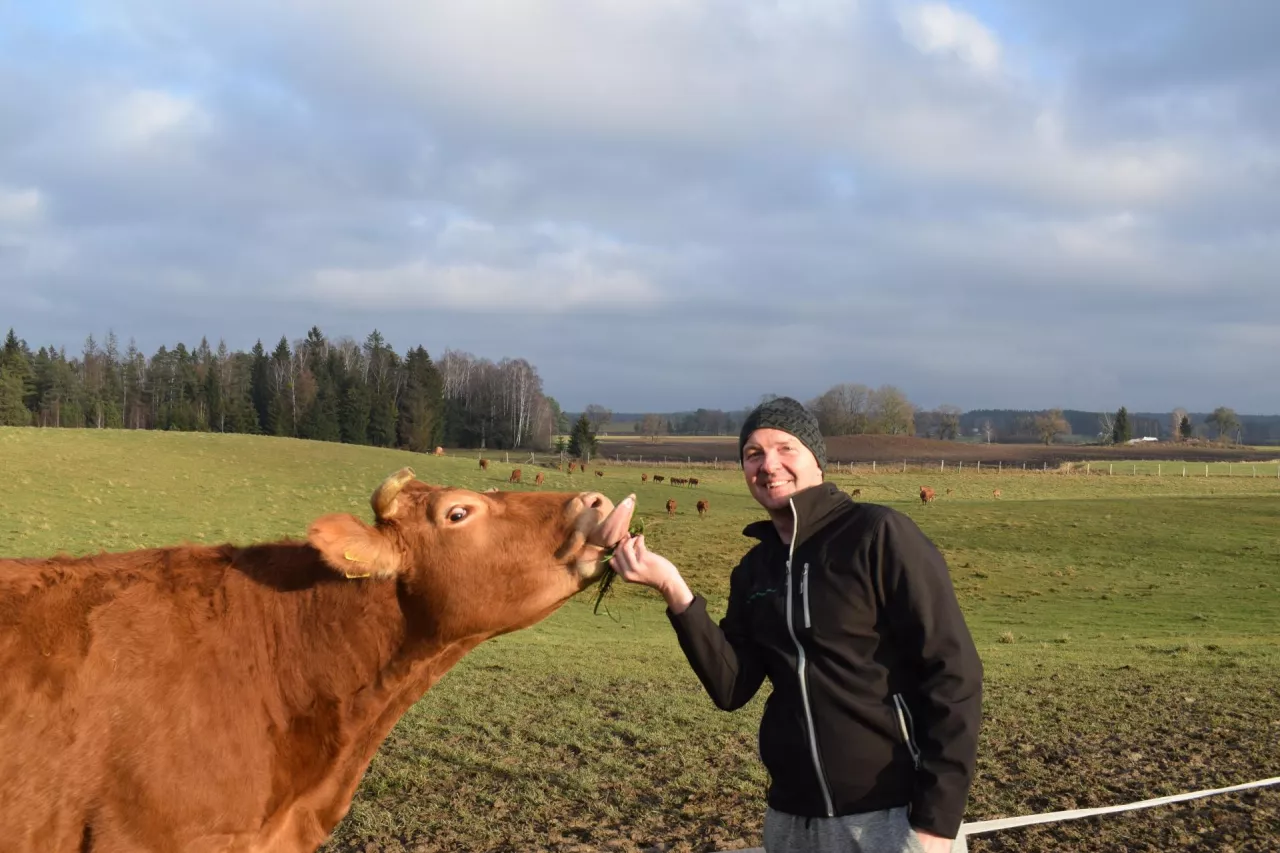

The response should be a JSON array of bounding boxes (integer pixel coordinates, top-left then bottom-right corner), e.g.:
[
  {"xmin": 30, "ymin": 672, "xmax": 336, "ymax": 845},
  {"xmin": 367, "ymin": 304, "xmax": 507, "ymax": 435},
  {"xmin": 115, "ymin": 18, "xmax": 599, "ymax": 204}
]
[{"xmin": 2, "ymin": 428, "xmax": 1277, "ymax": 852}]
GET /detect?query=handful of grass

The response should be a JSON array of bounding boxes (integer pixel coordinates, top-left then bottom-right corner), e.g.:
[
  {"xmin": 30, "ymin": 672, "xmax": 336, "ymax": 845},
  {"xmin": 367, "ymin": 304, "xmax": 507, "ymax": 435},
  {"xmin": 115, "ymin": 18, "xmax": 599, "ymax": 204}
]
[{"xmin": 593, "ymin": 517, "xmax": 646, "ymax": 615}]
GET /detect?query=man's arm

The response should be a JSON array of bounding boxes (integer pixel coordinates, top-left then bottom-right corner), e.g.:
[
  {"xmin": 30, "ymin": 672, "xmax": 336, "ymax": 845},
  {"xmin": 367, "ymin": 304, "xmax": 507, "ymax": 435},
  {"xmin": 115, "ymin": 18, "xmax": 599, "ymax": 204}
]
[
  {"xmin": 873, "ymin": 511, "xmax": 984, "ymax": 840},
  {"xmin": 610, "ymin": 535, "xmax": 767, "ymax": 711}
]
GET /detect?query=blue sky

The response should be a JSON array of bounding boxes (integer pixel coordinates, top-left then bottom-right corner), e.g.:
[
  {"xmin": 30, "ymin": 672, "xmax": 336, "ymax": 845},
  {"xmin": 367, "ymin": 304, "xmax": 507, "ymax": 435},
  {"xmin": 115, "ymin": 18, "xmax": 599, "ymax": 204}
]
[{"xmin": 2, "ymin": 1, "xmax": 1278, "ymax": 414}]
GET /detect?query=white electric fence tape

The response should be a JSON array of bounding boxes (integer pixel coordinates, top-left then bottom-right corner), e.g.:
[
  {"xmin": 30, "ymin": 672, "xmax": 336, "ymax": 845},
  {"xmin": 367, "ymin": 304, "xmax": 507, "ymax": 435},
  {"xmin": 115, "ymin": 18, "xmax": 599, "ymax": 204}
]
[
  {"xmin": 717, "ymin": 775, "xmax": 1280, "ymax": 852},
  {"xmin": 958, "ymin": 775, "xmax": 1280, "ymax": 836}
]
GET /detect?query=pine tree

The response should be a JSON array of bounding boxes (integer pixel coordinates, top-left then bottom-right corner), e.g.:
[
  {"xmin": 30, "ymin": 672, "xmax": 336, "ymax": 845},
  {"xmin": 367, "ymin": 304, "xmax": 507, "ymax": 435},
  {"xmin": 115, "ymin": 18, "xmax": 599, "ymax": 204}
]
[
  {"xmin": 567, "ymin": 413, "xmax": 597, "ymax": 461},
  {"xmin": 0, "ymin": 368, "xmax": 31, "ymax": 425},
  {"xmin": 1111, "ymin": 406, "xmax": 1132, "ymax": 444},
  {"xmin": 249, "ymin": 341, "xmax": 271, "ymax": 433},
  {"xmin": 1179, "ymin": 415, "xmax": 1193, "ymax": 440}
]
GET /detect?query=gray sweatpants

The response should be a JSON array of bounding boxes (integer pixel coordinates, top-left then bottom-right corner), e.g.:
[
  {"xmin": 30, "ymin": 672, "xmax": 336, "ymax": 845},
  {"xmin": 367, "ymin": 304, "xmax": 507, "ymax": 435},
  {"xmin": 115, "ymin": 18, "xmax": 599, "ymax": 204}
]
[{"xmin": 763, "ymin": 806, "xmax": 968, "ymax": 853}]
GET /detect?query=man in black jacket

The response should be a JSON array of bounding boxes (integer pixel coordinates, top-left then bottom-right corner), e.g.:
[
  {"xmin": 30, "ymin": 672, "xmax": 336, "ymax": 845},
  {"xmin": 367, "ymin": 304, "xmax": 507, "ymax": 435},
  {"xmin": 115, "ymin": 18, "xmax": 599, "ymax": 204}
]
[{"xmin": 610, "ymin": 396, "xmax": 982, "ymax": 853}]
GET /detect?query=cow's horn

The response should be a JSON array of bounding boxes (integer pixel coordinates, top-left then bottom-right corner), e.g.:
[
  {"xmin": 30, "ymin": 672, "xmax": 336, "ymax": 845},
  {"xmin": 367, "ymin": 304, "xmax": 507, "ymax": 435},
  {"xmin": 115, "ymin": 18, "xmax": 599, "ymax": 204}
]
[{"xmin": 372, "ymin": 467, "xmax": 416, "ymax": 518}]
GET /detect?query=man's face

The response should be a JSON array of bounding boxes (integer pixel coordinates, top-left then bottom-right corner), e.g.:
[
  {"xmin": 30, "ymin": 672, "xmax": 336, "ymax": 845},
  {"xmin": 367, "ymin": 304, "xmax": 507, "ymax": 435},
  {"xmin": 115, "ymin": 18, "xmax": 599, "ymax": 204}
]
[{"xmin": 742, "ymin": 428, "xmax": 824, "ymax": 512}]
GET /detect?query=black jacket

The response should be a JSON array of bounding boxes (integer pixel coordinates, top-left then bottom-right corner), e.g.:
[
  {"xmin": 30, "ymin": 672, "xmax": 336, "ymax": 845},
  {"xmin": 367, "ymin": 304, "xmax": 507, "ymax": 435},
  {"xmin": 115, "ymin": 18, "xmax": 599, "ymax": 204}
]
[{"xmin": 667, "ymin": 483, "xmax": 983, "ymax": 838}]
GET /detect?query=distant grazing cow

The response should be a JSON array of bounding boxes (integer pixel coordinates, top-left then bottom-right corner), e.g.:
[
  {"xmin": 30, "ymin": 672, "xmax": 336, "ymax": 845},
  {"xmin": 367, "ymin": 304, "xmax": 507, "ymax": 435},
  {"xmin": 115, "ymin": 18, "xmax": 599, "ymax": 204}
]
[
  {"xmin": 479, "ymin": 458, "xmax": 490, "ymax": 471},
  {"xmin": 509, "ymin": 469, "xmax": 522, "ymax": 484},
  {"xmin": 641, "ymin": 473, "xmax": 648, "ymax": 483},
  {"xmin": 595, "ymin": 470, "xmax": 604, "ymax": 478},
  {"xmin": 688, "ymin": 478, "xmax": 699, "ymax": 488},
  {"xmin": 534, "ymin": 472, "xmax": 545, "ymax": 486},
  {"xmin": 993, "ymin": 489, "xmax": 1002, "ymax": 499},
  {"xmin": 0, "ymin": 469, "xmax": 634, "ymax": 853},
  {"xmin": 568, "ymin": 462, "xmax": 577, "ymax": 474},
  {"xmin": 666, "ymin": 499, "xmax": 677, "ymax": 516},
  {"xmin": 652, "ymin": 475, "xmax": 665, "ymax": 483},
  {"xmin": 696, "ymin": 499, "xmax": 709, "ymax": 518},
  {"xmin": 433, "ymin": 446, "xmax": 445, "ymax": 456},
  {"xmin": 920, "ymin": 486, "xmax": 936, "ymax": 504},
  {"xmin": 850, "ymin": 488, "xmax": 862, "ymax": 498}
]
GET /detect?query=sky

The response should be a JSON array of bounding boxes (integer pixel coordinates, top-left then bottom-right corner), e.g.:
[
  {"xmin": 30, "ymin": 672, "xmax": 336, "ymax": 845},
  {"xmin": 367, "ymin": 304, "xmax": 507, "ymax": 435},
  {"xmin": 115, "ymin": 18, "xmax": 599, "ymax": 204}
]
[{"xmin": 1, "ymin": 1, "xmax": 1278, "ymax": 414}]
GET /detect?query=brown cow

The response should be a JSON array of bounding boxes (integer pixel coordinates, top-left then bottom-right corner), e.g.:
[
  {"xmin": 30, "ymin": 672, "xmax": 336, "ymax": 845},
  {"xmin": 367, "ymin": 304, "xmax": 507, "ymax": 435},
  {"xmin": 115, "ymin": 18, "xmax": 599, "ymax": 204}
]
[
  {"xmin": 433, "ymin": 446, "xmax": 444, "ymax": 456},
  {"xmin": 641, "ymin": 473, "xmax": 648, "ymax": 483},
  {"xmin": 567, "ymin": 462, "xmax": 577, "ymax": 474},
  {"xmin": 509, "ymin": 468, "xmax": 523, "ymax": 484},
  {"xmin": 850, "ymin": 488, "xmax": 862, "ymax": 498},
  {"xmin": 993, "ymin": 488, "xmax": 1002, "ymax": 499},
  {"xmin": 652, "ymin": 475, "xmax": 665, "ymax": 483},
  {"xmin": 920, "ymin": 486, "xmax": 936, "ymax": 503},
  {"xmin": 0, "ymin": 469, "xmax": 633, "ymax": 853},
  {"xmin": 594, "ymin": 470, "xmax": 604, "ymax": 478},
  {"xmin": 666, "ymin": 498, "xmax": 677, "ymax": 516},
  {"xmin": 696, "ymin": 499, "xmax": 709, "ymax": 518},
  {"xmin": 688, "ymin": 478, "xmax": 699, "ymax": 488},
  {"xmin": 479, "ymin": 458, "xmax": 490, "ymax": 471},
  {"xmin": 534, "ymin": 471, "xmax": 545, "ymax": 486}
]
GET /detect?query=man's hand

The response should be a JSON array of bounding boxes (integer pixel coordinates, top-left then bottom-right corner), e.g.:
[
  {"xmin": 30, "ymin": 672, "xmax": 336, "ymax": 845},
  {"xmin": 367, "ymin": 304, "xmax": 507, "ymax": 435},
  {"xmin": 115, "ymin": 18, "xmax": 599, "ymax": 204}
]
[
  {"xmin": 608, "ymin": 534, "xmax": 694, "ymax": 613},
  {"xmin": 914, "ymin": 828, "xmax": 955, "ymax": 853}
]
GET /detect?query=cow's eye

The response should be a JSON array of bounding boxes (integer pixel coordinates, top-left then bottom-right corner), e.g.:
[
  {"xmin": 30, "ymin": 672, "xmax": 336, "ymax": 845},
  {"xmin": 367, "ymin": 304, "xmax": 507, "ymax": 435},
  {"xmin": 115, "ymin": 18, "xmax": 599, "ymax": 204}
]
[{"xmin": 447, "ymin": 507, "xmax": 469, "ymax": 523}]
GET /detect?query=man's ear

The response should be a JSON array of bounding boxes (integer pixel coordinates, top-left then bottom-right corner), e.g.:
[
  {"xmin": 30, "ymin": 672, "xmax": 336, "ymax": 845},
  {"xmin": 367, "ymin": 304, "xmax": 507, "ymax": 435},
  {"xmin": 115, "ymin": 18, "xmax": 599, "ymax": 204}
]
[{"xmin": 308, "ymin": 513, "xmax": 403, "ymax": 579}]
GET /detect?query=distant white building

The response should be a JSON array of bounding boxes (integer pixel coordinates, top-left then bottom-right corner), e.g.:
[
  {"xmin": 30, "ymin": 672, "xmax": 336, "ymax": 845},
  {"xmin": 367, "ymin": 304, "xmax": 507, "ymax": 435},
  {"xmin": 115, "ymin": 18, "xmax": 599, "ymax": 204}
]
[{"xmin": 1125, "ymin": 436, "xmax": 1159, "ymax": 444}]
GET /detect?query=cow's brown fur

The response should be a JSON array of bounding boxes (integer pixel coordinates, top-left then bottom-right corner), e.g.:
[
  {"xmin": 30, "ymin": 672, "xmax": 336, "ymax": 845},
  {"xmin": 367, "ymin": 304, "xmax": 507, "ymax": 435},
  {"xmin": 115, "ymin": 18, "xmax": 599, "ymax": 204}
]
[
  {"xmin": 696, "ymin": 499, "xmax": 708, "ymax": 518},
  {"xmin": 666, "ymin": 499, "xmax": 677, "ymax": 516},
  {"xmin": 920, "ymin": 486, "xmax": 936, "ymax": 503},
  {"xmin": 0, "ymin": 470, "xmax": 625, "ymax": 853}
]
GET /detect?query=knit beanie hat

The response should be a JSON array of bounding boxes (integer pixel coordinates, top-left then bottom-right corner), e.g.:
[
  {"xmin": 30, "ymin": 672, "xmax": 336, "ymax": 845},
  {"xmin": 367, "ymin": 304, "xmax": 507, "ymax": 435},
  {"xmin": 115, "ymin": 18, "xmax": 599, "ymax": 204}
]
[{"xmin": 738, "ymin": 396, "xmax": 827, "ymax": 470}]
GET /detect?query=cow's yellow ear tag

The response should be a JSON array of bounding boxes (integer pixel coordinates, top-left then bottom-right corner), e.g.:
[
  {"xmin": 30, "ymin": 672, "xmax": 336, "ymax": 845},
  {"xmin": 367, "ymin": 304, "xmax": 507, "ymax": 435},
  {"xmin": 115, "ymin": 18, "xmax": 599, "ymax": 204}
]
[{"xmin": 343, "ymin": 550, "xmax": 372, "ymax": 579}]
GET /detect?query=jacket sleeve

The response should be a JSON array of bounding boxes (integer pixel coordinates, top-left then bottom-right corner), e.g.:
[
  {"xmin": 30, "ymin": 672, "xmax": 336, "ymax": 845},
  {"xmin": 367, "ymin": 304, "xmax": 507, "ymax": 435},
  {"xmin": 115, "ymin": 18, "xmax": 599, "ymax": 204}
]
[
  {"xmin": 873, "ymin": 510, "xmax": 984, "ymax": 839},
  {"xmin": 665, "ymin": 560, "xmax": 767, "ymax": 711}
]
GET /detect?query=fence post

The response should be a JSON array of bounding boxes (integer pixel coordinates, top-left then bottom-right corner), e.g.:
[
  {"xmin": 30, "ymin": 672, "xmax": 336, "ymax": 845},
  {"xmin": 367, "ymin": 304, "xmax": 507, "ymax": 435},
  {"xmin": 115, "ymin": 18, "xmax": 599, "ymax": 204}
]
[
  {"xmin": 977, "ymin": 461, "xmax": 981, "ymax": 473},
  {"xmin": 1133, "ymin": 464, "xmax": 1136, "ymax": 476},
  {"xmin": 1183, "ymin": 465, "xmax": 1186, "ymax": 477},
  {"xmin": 1157, "ymin": 464, "xmax": 1161, "ymax": 477},
  {"xmin": 903, "ymin": 459, "xmax": 907, "ymax": 473},
  {"xmin": 941, "ymin": 460, "xmax": 945, "ymax": 473},
  {"xmin": 873, "ymin": 461, "xmax": 876, "ymax": 474},
  {"xmin": 1252, "ymin": 465, "xmax": 1256, "ymax": 478},
  {"xmin": 1087, "ymin": 463, "xmax": 1091, "ymax": 475},
  {"xmin": 1229, "ymin": 463, "xmax": 1233, "ymax": 477},
  {"xmin": 1109, "ymin": 464, "xmax": 1113, "ymax": 475},
  {"xmin": 959, "ymin": 460, "xmax": 963, "ymax": 472},
  {"xmin": 1205, "ymin": 464, "xmax": 1209, "ymax": 477}
]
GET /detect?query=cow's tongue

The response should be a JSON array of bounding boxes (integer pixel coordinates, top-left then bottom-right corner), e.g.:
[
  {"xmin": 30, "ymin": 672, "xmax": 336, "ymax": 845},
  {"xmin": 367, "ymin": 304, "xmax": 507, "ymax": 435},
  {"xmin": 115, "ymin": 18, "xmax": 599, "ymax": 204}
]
[{"xmin": 586, "ymin": 494, "xmax": 635, "ymax": 549}]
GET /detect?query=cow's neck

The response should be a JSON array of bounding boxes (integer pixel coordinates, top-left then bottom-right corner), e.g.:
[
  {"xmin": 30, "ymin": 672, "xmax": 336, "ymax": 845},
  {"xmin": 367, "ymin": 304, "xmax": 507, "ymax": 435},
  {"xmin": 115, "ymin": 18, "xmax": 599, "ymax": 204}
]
[{"xmin": 227, "ymin": 543, "xmax": 490, "ymax": 832}]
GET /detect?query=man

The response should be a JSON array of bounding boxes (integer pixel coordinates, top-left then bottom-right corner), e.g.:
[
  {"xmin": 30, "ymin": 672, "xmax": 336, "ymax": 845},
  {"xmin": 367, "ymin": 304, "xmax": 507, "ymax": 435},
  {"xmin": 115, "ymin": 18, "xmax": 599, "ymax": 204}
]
[{"xmin": 610, "ymin": 396, "xmax": 982, "ymax": 853}]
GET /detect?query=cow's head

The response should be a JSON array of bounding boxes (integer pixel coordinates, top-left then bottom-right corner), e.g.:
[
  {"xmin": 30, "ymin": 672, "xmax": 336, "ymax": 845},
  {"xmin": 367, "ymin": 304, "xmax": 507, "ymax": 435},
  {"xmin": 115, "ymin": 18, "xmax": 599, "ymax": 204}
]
[{"xmin": 306, "ymin": 468, "xmax": 634, "ymax": 637}]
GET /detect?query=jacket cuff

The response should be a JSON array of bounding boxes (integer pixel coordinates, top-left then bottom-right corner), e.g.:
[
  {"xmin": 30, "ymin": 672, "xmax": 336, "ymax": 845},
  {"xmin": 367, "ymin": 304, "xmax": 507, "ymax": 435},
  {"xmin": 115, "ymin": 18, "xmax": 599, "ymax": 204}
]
[
  {"xmin": 909, "ymin": 799, "xmax": 964, "ymax": 840},
  {"xmin": 666, "ymin": 593, "xmax": 707, "ymax": 630}
]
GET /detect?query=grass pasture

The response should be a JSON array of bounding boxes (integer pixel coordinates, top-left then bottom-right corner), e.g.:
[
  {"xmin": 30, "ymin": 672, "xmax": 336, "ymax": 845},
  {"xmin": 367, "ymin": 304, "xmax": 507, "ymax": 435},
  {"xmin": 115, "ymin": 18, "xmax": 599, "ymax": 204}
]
[{"xmin": 1, "ymin": 427, "xmax": 1278, "ymax": 852}]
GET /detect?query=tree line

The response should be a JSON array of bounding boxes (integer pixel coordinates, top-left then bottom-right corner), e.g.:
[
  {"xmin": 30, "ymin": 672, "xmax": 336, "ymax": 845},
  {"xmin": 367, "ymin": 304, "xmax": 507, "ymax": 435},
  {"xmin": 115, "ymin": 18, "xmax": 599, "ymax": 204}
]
[{"xmin": 0, "ymin": 326, "xmax": 566, "ymax": 451}]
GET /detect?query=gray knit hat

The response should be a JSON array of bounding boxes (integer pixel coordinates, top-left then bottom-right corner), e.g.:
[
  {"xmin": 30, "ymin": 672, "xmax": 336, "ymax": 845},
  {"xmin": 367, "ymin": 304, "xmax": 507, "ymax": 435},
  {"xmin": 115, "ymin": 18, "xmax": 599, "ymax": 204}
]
[{"xmin": 738, "ymin": 396, "xmax": 826, "ymax": 470}]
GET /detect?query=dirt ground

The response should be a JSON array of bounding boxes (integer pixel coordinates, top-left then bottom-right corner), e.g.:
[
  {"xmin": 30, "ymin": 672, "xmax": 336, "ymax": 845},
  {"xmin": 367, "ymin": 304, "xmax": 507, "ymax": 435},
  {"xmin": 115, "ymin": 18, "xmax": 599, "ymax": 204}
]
[{"xmin": 598, "ymin": 436, "xmax": 1279, "ymax": 467}]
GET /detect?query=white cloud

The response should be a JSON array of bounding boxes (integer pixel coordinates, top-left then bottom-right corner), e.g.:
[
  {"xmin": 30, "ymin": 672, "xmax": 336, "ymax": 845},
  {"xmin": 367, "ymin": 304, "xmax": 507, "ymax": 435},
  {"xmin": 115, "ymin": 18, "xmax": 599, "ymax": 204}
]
[
  {"xmin": 898, "ymin": 2, "xmax": 1002, "ymax": 74},
  {"xmin": 0, "ymin": 187, "xmax": 44, "ymax": 226},
  {"xmin": 97, "ymin": 88, "xmax": 208, "ymax": 151}
]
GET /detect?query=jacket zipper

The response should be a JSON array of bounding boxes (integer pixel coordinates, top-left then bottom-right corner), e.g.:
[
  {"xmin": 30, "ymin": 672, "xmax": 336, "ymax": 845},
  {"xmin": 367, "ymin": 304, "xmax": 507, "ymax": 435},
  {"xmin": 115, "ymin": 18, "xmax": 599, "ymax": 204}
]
[
  {"xmin": 785, "ymin": 498, "xmax": 834, "ymax": 816},
  {"xmin": 801, "ymin": 561, "xmax": 812, "ymax": 629},
  {"xmin": 893, "ymin": 693, "xmax": 922, "ymax": 770}
]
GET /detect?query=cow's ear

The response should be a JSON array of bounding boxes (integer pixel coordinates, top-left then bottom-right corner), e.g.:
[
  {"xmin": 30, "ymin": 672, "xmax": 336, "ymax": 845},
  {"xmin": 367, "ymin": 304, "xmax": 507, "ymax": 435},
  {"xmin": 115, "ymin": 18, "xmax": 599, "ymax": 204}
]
[{"xmin": 308, "ymin": 513, "xmax": 403, "ymax": 580}]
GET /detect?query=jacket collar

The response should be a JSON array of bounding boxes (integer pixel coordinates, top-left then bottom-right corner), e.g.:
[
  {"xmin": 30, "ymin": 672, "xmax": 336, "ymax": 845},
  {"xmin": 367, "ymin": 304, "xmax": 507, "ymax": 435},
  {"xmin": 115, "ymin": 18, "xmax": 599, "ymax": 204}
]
[{"xmin": 743, "ymin": 482, "xmax": 852, "ymax": 551}]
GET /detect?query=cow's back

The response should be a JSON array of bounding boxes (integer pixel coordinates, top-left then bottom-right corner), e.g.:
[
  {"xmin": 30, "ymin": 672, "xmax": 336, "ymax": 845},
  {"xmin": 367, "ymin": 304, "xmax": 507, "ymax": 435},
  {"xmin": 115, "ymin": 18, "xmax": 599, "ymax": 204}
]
[{"xmin": 0, "ymin": 545, "xmax": 388, "ymax": 852}]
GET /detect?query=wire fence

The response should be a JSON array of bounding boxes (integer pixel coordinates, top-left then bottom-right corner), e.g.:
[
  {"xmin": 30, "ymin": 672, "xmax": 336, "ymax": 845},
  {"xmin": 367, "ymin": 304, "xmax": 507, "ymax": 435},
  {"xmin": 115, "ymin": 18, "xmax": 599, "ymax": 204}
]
[{"xmin": 475, "ymin": 451, "xmax": 1280, "ymax": 479}]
